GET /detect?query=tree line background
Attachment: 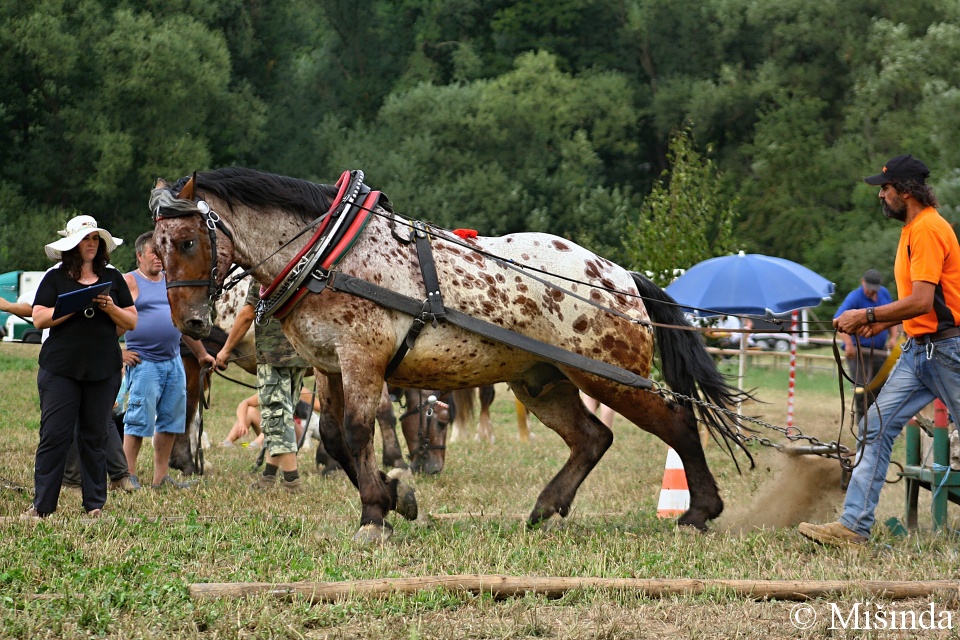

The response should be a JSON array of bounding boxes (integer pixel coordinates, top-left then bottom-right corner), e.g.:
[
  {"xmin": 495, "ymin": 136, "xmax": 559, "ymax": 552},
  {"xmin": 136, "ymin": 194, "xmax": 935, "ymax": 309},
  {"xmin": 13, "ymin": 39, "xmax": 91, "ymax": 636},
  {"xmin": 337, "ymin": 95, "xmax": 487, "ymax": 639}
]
[{"xmin": 2, "ymin": 0, "xmax": 960, "ymax": 311}]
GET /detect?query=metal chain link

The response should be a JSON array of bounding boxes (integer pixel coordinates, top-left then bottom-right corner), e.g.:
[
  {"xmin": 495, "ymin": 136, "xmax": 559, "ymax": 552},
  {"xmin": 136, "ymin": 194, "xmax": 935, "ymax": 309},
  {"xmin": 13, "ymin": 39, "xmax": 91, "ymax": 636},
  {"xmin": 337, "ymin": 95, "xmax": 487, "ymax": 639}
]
[{"xmin": 653, "ymin": 387, "xmax": 852, "ymax": 463}]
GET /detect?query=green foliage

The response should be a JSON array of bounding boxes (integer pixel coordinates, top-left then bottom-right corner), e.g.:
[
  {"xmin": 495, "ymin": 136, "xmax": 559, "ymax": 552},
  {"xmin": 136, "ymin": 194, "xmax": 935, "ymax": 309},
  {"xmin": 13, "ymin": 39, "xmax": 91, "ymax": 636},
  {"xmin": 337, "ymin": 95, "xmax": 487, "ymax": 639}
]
[
  {"xmin": 317, "ymin": 51, "xmax": 640, "ymax": 247},
  {"xmin": 622, "ymin": 128, "xmax": 739, "ymax": 285},
  {"xmin": 2, "ymin": 0, "xmax": 960, "ymax": 290}
]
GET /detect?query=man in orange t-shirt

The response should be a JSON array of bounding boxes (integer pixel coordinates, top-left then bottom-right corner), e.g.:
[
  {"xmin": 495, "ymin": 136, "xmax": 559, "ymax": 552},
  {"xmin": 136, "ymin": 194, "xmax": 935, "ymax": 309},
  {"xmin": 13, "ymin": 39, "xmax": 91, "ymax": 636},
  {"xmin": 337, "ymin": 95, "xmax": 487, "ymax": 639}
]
[{"xmin": 801, "ymin": 154, "xmax": 960, "ymax": 546}]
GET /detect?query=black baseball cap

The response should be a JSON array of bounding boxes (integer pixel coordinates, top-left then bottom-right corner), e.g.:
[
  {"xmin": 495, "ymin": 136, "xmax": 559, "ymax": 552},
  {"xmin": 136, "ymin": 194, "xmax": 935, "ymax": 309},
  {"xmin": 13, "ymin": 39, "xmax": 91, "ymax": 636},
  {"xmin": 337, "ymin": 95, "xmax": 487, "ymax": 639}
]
[
  {"xmin": 864, "ymin": 154, "xmax": 930, "ymax": 185},
  {"xmin": 863, "ymin": 269, "xmax": 882, "ymax": 292}
]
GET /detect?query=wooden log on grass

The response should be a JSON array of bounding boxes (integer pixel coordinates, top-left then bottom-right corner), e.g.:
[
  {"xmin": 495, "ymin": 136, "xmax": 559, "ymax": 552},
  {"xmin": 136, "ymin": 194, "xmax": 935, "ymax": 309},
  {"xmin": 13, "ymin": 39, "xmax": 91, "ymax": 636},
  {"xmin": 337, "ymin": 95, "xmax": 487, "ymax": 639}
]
[{"xmin": 189, "ymin": 575, "xmax": 960, "ymax": 603}]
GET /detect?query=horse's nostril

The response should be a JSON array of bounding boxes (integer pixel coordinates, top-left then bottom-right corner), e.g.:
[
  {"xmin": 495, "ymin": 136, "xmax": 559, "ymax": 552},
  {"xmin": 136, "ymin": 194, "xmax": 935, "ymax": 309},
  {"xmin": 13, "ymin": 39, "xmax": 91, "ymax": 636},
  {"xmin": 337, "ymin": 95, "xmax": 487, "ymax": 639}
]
[{"xmin": 182, "ymin": 318, "xmax": 209, "ymax": 339}]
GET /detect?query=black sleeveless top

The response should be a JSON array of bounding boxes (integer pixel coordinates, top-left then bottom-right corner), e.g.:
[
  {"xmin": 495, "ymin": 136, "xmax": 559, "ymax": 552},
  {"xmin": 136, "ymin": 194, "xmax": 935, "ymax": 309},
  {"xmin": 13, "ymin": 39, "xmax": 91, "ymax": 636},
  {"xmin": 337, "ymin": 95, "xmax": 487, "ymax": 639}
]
[{"xmin": 34, "ymin": 266, "xmax": 133, "ymax": 380}]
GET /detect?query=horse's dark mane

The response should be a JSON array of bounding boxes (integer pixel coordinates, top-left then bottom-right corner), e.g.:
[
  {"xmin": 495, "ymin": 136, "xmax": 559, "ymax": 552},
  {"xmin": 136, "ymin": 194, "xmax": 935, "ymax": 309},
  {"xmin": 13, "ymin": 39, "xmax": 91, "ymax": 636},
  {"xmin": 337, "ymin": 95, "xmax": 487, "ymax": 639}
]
[{"xmin": 176, "ymin": 167, "xmax": 339, "ymax": 224}]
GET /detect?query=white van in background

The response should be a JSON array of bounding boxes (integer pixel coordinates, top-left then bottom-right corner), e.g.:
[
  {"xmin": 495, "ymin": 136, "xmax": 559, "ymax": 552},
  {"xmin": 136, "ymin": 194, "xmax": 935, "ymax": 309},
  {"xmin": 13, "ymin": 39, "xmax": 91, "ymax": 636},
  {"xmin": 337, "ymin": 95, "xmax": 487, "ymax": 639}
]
[{"xmin": 0, "ymin": 270, "xmax": 44, "ymax": 342}]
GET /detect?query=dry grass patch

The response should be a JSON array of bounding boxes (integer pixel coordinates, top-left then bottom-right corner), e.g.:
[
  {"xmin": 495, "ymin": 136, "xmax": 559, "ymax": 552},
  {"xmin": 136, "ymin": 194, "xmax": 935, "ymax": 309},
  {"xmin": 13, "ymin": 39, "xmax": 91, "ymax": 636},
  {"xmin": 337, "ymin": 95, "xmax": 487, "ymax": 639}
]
[{"xmin": 2, "ymin": 343, "xmax": 960, "ymax": 637}]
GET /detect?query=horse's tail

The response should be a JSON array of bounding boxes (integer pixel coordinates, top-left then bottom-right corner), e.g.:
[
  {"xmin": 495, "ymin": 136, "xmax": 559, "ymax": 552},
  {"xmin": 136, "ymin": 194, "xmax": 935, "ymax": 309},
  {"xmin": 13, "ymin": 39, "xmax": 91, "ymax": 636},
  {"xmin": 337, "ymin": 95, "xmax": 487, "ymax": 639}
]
[{"xmin": 630, "ymin": 272, "xmax": 755, "ymax": 469}]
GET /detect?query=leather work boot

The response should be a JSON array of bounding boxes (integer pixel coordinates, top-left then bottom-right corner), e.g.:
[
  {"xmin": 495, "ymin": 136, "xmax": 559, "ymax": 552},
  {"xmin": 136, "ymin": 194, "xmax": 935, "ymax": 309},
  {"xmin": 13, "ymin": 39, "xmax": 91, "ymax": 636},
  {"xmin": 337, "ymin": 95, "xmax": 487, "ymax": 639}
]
[
  {"xmin": 798, "ymin": 521, "xmax": 867, "ymax": 547},
  {"xmin": 252, "ymin": 473, "xmax": 278, "ymax": 490},
  {"xmin": 280, "ymin": 476, "xmax": 304, "ymax": 494}
]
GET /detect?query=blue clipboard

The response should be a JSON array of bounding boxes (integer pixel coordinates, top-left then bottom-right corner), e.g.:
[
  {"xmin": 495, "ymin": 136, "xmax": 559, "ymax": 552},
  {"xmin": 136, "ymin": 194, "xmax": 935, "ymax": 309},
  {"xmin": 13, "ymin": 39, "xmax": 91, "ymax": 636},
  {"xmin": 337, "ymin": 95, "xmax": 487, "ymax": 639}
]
[{"xmin": 52, "ymin": 282, "xmax": 112, "ymax": 319}]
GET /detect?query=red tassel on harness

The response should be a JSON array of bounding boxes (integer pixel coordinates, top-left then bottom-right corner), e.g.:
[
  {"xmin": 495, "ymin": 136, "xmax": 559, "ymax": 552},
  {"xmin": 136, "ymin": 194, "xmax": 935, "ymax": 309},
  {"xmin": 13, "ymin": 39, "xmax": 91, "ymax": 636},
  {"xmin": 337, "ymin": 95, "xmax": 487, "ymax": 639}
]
[{"xmin": 452, "ymin": 229, "xmax": 478, "ymax": 239}]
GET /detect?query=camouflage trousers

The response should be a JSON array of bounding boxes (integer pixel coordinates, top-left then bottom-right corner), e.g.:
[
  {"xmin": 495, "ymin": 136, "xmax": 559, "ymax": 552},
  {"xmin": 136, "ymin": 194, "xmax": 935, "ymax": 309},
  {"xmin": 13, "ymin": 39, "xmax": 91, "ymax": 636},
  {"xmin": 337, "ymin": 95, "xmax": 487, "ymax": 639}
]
[{"xmin": 257, "ymin": 363, "xmax": 307, "ymax": 457}]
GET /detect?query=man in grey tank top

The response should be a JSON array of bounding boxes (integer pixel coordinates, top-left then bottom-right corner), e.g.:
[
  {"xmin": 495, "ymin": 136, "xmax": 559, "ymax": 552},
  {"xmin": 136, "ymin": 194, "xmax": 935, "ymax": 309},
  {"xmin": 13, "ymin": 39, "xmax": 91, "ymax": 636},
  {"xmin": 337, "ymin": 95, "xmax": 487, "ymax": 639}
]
[{"xmin": 121, "ymin": 231, "xmax": 215, "ymax": 489}]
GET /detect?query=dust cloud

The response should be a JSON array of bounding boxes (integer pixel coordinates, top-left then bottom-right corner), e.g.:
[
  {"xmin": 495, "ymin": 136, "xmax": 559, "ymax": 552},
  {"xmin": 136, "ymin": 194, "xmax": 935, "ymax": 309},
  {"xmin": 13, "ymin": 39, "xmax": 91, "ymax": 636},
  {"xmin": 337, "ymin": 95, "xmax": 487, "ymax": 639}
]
[{"xmin": 717, "ymin": 453, "xmax": 847, "ymax": 534}]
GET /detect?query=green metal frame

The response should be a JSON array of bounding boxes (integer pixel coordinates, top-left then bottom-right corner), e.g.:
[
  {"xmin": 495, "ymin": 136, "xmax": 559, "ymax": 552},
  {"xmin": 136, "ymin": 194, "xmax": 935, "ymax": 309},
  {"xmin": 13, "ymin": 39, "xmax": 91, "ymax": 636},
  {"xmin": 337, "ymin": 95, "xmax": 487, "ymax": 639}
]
[{"xmin": 899, "ymin": 400, "xmax": 960, "ymax": 531}]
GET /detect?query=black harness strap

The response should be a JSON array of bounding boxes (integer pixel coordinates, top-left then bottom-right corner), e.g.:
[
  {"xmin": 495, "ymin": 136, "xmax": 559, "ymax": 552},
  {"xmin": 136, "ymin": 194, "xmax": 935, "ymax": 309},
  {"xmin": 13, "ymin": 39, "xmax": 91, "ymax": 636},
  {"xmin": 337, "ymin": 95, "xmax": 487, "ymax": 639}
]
[
  {"xmin": 305, "ymin": 268, "xmax": 654, "ymax": 389},
  {"xmin": 384, "ymin": 300, "xmax": 431, "ymax": 379},
  {"xmin": 382, "ymin": 221, "xmax": 447, "ymax": 378},
  {"xmin": 414, "ymin": 221, "xmax": 446, "ymax": 321}
]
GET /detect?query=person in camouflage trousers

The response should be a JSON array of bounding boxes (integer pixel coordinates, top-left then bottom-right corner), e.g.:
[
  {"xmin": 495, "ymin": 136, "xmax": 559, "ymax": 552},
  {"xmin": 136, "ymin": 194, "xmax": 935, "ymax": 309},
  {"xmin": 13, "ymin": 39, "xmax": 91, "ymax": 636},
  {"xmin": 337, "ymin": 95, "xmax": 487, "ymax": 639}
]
[{"xmin": 216, "ymin": 286, "xmax": 309, "ymax": 493}]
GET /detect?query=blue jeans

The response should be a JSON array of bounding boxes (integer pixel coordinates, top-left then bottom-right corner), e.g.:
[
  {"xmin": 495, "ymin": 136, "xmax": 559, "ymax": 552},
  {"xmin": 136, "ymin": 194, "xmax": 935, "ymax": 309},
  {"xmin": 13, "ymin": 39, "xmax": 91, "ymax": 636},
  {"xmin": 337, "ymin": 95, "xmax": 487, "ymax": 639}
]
[
  {"xmin": 123, "ymin": 358, "xmax": 187, "ymax": 437},
  {"xmin": 840, "ymin": 336, "xmax": 960, "ymax": 537}
]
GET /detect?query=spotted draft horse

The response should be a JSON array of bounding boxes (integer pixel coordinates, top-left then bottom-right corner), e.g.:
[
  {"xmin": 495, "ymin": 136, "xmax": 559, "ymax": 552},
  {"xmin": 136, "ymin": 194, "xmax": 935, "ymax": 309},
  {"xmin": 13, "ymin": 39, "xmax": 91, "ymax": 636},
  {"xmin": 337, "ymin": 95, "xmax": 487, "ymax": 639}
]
[{"xmin": 150, "ymin": 167, "xmax": 749, "ymax": 542}]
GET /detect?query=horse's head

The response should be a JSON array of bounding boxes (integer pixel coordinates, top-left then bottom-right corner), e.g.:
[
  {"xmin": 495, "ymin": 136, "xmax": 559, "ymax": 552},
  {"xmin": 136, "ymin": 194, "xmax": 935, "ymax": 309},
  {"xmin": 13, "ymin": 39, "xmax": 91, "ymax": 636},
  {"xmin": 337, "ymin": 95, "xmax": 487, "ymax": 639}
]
[
  {"xmin": 150, "ymin": 176, "xmax": 235, "ymax": 339},
  {"xmin": 398, "ymin": 389, "xmax": 449, "ymax": 475}
]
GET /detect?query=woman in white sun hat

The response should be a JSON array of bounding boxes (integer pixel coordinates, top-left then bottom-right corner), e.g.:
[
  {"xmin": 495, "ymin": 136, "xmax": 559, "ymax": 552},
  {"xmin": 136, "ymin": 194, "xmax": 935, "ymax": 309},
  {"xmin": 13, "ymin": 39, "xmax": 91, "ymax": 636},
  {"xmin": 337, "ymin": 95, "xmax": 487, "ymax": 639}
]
[{"xmin": 22, "ymin": 215, "xmax": 137, "ymax": 519}]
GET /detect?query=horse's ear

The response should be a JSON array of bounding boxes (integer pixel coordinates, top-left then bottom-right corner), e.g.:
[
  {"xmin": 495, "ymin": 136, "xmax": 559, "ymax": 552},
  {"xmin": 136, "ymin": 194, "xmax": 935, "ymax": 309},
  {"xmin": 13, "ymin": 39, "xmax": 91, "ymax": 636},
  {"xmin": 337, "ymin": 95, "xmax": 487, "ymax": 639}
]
[
  {"xmin": 155, "ymin": 178, "xmax": 168, "ymax": 189},
  {"xmin": 176, "ymin": 172, "xmax": 197, "ymax": 201}
]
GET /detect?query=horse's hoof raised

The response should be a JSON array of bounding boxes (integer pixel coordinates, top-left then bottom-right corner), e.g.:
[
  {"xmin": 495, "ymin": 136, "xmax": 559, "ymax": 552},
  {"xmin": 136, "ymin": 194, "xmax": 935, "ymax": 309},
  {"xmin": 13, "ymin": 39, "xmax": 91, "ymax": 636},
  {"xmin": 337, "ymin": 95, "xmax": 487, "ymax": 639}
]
[
  {"xmin": 353, "ymin": 522, "xmax": 392, "ymax": 544},
  {"xmin": 386, "ymin": 468, "xmax": 418, "ymax": 521},
  {"xmin": 394, "ymin": 481, "xmax": 418, "ymax": 521},
  {"xmin": 387, "ymin": 468, "xmax": 414, "ymax": 484}
]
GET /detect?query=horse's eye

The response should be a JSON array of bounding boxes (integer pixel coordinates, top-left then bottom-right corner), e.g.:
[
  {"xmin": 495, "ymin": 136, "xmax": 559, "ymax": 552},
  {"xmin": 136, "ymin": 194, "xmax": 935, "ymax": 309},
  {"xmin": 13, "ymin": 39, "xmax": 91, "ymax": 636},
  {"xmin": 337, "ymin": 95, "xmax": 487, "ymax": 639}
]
[{"xmin": 179, "ymin": 239, "xmax": 195, "ymax": 252}]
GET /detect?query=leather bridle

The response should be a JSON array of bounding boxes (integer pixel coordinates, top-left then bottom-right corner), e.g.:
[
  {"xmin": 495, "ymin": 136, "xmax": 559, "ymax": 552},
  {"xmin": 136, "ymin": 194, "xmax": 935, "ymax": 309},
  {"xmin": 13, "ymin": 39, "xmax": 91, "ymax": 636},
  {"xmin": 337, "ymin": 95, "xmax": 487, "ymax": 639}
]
[{"xmin": 153, "ymin": 200, "xmax": 234, "ymax": 302}]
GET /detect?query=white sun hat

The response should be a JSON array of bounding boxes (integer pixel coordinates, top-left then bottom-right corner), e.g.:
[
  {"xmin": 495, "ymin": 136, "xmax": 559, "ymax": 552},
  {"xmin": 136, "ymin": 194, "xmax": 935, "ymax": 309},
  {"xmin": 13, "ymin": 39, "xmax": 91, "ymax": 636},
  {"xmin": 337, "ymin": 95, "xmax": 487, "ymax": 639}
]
[{"xmin": 44, "ymin": 215, "xmax": 123, "ymax": 261}]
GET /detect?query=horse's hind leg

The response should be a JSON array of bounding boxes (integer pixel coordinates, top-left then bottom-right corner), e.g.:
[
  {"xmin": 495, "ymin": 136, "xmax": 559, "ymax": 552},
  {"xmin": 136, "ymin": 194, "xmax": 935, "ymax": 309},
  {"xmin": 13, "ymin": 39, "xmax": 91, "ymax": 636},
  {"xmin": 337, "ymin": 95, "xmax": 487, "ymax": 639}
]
[
  {"xmin": 509, "ymin": 374, "xmax": 613, "ymax": 526},
  {"xmin": 375, "ymin": 383, "xmax": 407, "ymax": 469},
  {"xmin": 476, "ymin": 385, "xmax": 495, "ymax": 442},
  {"xmin": 612, "ymin": 391, "xmax": 722, "ymax": 530}
]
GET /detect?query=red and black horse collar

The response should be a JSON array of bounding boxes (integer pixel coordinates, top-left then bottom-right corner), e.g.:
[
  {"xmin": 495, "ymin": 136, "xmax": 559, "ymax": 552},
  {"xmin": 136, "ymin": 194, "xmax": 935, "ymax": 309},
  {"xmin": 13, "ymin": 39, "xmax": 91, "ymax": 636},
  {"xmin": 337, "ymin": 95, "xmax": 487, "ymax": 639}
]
[{"xmin": 256, "ymin": 170, "xmax": 381, "ymax": 321}]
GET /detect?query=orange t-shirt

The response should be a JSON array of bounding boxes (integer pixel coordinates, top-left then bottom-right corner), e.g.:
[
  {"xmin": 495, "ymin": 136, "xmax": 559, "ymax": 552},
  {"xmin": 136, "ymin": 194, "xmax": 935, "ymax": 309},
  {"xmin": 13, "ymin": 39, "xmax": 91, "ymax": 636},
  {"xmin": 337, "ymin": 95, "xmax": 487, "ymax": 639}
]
[{"xmin": 895, "ymin": 207, "xmax": 960, "ymax": 336}]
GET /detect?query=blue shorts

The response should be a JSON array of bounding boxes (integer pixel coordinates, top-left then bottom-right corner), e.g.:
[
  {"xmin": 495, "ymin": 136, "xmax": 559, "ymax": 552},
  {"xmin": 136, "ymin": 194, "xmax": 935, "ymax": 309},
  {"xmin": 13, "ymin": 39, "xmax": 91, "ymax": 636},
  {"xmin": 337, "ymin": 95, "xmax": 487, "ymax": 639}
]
[{"xmin": 123, "ymin": 358, "xmax": 187, "ymax": 438}]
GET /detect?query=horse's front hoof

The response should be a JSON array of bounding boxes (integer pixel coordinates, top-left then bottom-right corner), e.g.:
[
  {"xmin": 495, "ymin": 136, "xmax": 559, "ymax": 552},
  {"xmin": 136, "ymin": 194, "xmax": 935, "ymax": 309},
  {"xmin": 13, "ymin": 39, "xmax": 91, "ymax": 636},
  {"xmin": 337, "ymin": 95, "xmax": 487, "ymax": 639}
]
[
  {"xmin": 532, "ymin": 513, "xmax": 566, "ymax": 532},
  {"xmin": 353, "ymin": 522, "xmax": 393, "ymax": 544}
]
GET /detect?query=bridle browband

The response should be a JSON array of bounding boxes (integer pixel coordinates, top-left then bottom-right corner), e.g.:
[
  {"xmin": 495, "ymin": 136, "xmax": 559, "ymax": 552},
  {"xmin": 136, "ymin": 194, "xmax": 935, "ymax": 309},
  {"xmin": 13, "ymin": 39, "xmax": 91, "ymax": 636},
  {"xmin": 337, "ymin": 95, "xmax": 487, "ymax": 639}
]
[{"xmin": 153, "ymin": 200, "xmax": 235, "ymax": 300}]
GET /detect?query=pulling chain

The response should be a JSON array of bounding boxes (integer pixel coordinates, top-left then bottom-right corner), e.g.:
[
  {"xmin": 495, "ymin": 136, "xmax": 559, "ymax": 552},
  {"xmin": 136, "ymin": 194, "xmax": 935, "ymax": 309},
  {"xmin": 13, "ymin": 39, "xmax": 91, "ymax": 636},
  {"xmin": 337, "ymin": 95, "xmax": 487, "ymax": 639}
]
[{"xmin": 654, "ymin": 387, "xmax": 853, "ymax": 465}]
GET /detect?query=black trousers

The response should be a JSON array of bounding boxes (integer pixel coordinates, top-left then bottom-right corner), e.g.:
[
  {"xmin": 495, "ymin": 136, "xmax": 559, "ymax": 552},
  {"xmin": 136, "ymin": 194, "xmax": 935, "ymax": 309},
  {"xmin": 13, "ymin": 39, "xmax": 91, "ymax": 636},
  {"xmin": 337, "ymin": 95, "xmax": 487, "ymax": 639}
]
[
  {"xmin": 34, "ymin": 368, "xmax": 121, "ymax": 514},
  {"xmin": 62, "ymin": 413, "xmax": 129, "ymax": 486}
]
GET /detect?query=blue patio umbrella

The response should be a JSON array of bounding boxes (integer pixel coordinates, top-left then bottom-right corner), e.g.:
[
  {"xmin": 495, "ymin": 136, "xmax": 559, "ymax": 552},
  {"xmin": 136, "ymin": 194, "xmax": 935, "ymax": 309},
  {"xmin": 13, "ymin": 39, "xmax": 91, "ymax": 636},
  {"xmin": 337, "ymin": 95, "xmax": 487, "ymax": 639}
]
[
  {"xmin": 665, "ymin": 252, "xmax": 834, "ymax": 318},
  {"xmin": 665, "ymin": 252, "xmax": 834, "ymax": 408}
]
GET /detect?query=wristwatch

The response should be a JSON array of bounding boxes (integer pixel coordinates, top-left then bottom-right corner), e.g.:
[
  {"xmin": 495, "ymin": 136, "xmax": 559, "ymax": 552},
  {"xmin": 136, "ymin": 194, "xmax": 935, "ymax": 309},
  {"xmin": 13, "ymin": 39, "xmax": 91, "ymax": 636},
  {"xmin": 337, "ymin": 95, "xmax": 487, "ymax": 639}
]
[{"xmin": 866, "ymin": 307, "xmax": 876, "ymax": 324}]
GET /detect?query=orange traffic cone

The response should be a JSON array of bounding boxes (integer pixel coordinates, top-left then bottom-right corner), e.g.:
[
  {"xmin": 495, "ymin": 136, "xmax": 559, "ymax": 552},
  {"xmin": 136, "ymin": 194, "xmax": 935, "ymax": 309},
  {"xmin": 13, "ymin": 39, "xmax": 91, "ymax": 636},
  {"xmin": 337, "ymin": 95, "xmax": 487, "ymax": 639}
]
[{"xmin": 657, "ymin": 448, "xmax": 690, "ymax": 518}]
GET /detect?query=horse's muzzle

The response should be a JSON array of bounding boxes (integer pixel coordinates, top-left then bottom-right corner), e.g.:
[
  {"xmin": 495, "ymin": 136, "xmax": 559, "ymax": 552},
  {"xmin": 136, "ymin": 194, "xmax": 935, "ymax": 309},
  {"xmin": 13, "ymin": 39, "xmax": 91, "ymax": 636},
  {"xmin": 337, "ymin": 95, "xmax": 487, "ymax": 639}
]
[{"xmin": 179, "ymin": 316, "xmax": 212, "ymax": 340}]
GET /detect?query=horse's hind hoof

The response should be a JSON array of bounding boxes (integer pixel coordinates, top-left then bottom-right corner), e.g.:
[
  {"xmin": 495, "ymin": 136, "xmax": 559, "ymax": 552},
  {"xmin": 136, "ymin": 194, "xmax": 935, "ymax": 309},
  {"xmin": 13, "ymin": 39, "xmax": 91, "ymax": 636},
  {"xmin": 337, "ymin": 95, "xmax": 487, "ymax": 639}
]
[
  {"xmin": 353, "ymin": 522, "xmax": 393, "ymax": 544},
  {"xmin": 677, "ymin": 512, "xmax": 709, "ymax": 532},
  {"xmin": 320, "ymin": 464, "xmax": 345, "ymax": 478}
]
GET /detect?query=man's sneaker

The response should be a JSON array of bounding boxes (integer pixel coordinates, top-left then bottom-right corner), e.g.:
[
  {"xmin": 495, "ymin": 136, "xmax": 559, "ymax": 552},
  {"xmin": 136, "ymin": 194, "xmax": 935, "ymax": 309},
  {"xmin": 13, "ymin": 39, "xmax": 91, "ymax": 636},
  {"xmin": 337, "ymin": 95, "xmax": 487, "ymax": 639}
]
[
  {"xmin": 86, "ymin": 508, "xmax": 102, "ymax": 518},
  {"xmin": 251, "ymin": 473, "xmax": 278, "ymax": 490},
  {"xmin": 798, "ymin": 521, "xmax": 867, "ymax": 547},
  {"xmin": 109, "ymin": 475, "xmax": 141, "ymax": 492},
  {"xmin": 61, "ymin": 483, "xmax": 82, "ymax": 494},
  {"xmin": 280, "ymin": 476, "xmax": 304, "ymax": 494},
  {"xmin": 151, "ymin": 475, "xmax": 194, "ymax": 490}
]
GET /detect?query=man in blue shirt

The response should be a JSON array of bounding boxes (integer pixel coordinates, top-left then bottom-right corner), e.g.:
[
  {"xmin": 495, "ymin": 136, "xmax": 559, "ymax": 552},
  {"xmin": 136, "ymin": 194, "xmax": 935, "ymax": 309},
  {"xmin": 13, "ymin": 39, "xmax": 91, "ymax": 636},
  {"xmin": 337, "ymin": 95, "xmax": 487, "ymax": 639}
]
[{"xmin": 833, "ymin": 269, "xmax": 900, "ymax": 397}]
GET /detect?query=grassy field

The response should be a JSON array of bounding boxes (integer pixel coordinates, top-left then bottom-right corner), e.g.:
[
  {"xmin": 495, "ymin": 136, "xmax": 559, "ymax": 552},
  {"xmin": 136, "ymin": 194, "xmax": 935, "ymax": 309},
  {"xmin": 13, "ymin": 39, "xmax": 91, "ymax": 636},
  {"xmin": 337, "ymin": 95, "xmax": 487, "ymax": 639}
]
[{"xmin": 1, "ymin": 341, "xmax": 959, "ymax": 639}]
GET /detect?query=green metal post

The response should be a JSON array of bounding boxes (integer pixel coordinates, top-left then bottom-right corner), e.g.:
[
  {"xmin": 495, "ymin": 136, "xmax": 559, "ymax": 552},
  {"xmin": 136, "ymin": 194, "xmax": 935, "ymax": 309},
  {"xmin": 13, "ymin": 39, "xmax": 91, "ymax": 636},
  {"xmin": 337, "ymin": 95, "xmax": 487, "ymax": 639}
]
[
  {"xmin": 904, "ymin": 420, "xmax": 920, "ymax": 530},
  {"xmin": 931, "ymin": 399, "xmax": 950, "ymax": 530}
]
